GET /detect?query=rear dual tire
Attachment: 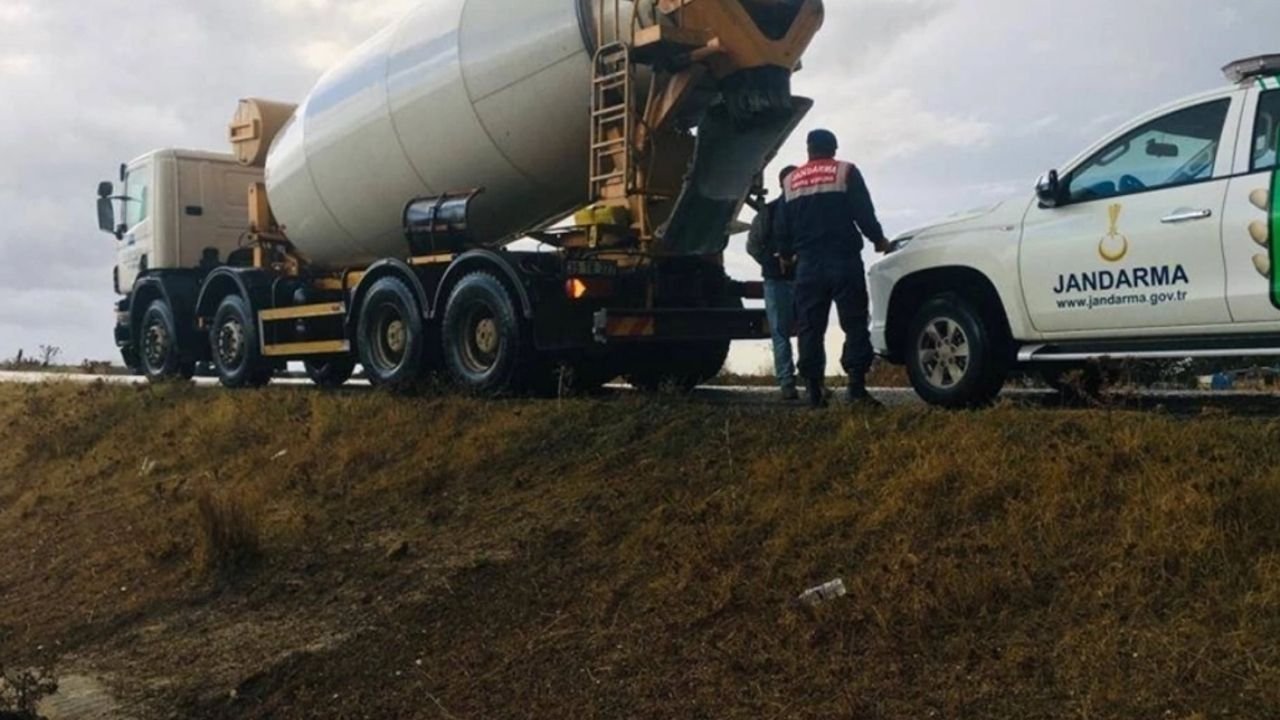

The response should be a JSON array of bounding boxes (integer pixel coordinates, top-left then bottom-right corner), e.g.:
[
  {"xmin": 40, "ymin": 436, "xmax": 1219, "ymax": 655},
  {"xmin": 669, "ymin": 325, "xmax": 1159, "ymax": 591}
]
[
  {"xmin": 358, "ymin": 277, "xmax": 426, "ymax": 394},
  {"xmin": 442, "ymin": 272, "xmax": 535, "ymax": 396}
]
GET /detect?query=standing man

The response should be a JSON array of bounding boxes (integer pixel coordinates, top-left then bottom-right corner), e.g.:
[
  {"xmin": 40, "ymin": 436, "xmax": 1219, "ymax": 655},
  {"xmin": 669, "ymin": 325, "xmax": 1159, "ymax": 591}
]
[
  {"xmin": 779, "ymin": 130, "xmax": 890, "ymax": 408},
  {"xmin": 747, "ymin": 165, "xmax": 800, "ymax": 400}
]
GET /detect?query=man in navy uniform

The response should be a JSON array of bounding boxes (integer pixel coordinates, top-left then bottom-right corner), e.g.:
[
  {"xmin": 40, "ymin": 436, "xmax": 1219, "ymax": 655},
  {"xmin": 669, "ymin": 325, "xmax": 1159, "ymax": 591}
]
[
  {"xmin": 746, "ymin": 165, "xmax": 800, "ymax": 400},
  {"xmin": 778, "ymin": 129, "xmax": 890, "ymax": 408}
]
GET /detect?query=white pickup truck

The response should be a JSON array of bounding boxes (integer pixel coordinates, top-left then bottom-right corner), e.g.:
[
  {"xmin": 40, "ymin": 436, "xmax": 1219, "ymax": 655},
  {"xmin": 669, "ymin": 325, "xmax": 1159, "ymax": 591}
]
[{"xmin": 870, "ymin": 55, "xmax": 1280, "ymax": 407}]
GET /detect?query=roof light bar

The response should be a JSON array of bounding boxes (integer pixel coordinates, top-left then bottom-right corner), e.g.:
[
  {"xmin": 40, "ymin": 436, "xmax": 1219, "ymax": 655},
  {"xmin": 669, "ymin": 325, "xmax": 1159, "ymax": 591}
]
[{"xmin": 1223, "ymin": 54, "xmax": 1280, "ymax": 84}]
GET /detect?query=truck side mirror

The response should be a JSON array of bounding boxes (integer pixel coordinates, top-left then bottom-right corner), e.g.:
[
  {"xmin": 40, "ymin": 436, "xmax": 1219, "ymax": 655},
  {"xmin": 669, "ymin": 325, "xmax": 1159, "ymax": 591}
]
[
  {"xmin": 97, "ymin": 196, "xmax": 119, "ymax": 239},
  {"xmin": 1036, "ymin": 170, "xmax": 1064, "ymax": 208}
]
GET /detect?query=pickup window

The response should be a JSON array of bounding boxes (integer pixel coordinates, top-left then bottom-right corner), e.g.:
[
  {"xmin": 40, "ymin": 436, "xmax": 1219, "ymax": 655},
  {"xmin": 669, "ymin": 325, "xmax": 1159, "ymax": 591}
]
[
  {"xmin": 1252, "ymin": 89, "xmax": 1279, "ymax": 172},
  {"xmin": 1068, "ymin": 98, "xmax": 1230, "ymax": 203}
]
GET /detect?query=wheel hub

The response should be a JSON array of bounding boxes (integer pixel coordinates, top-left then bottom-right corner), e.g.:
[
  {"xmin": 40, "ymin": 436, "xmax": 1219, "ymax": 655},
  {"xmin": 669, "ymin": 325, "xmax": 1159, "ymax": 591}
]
[
  {"xmin": 385, "ymin": 319, "xmax": 407, "ymax": 356},
  {"xmin": 217, "ymin": 319, "xmax": 246, "ymax": 368},
  {"xmin": 918, "ymin": 318, "xmax": 971, "ymax": 390},
  {"xmin": 474, "ymin": 318, "xmax": 499, "ymax": 355},
  {"xmin": 143, "ymin": 321, "xmax": 170, "ymax": 369}
]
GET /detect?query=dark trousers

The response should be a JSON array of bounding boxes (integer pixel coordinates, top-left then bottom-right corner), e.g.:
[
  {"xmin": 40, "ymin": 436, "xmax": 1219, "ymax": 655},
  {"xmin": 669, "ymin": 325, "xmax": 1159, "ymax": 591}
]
[{"xmin": 794, "ymin": 256, "xmax": 873, "ymax": 385}]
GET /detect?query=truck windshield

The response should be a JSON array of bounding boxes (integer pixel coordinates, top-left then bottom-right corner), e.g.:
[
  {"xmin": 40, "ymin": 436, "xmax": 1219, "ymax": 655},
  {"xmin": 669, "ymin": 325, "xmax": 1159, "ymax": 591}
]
[{"xmin": 123, "ymin": 165, "xmax": 152, "ymax": 230}]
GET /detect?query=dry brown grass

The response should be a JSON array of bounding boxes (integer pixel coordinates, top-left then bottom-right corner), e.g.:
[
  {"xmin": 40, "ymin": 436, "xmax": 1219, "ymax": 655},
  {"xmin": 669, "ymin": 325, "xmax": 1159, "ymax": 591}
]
[
  {"xmin": 194, "ymin": 490, "xmax": 262, "ymax": 580},
  {"xmin": 0, "ymin": 382, "xmax": 1278, "ymax": 719}
]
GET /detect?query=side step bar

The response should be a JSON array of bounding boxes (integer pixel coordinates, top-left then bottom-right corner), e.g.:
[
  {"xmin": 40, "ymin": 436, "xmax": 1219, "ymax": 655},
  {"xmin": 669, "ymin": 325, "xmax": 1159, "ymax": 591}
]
[{"xmin": 1019, "ymin": 338, "xmax": 1280, "ymax": 363}]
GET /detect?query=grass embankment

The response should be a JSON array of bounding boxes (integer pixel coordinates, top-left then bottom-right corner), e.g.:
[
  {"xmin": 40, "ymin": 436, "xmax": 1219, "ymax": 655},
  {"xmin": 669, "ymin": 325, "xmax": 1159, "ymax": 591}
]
[{"xmin": 1, "ymin": 383, "xmax": 1279, "ymax": 719}]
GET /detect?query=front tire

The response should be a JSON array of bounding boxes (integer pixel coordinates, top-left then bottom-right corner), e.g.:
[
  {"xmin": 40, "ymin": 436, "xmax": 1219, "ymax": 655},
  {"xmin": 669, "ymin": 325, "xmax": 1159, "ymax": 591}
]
[
  {"xmin": 906, "ymin": 295, "xmax": 1006, "ymax": 408},
  {"xmin": 211, "ymin": 295, "xmax": 273, "ymax": 389},
  {"xmin": 139, "ymin": 299, "xmax": 194, "ymax": 382},
  {"xmin": 358, "ymin": 277, "xmax": 426, "ymax": 393},
  {"xmin": 442, "ymin": 272, "xmax": 533, "ymax": 396}
]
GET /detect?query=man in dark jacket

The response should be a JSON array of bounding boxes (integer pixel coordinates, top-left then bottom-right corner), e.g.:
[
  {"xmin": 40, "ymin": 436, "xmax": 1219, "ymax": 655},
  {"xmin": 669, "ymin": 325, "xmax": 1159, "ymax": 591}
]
[
  {"xmin": 778, "ymin": 130, "xmax": 890, "ymax": 408},
  {"xmin": 746, "ymin": 165, "xmax": 799, "ymax": 400}
]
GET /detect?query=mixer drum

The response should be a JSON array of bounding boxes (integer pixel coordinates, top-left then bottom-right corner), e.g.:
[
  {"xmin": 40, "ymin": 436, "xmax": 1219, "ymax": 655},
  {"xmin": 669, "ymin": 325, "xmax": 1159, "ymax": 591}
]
[{"xmin": 265, "ymin": 0, "xmax": 624, "ymax": 268}]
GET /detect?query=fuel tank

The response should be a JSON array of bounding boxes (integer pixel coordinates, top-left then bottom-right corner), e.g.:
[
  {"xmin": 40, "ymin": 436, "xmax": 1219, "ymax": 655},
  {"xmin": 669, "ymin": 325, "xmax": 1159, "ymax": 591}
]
[{"xmin": 266, "ymin": 0, "xmax": 619, "ymax": 268}]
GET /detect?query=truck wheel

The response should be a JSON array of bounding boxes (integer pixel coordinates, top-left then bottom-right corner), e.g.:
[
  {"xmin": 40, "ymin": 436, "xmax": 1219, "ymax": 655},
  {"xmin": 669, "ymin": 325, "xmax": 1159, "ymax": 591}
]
[
  {"xmin": 211, "ymin": 295, "xmax": 273, "ymax": 388},
  {"xmin": 906, "ymin": 295, "xmax": 1006, "ymax": 408},
  {"xmin": 305, "ymin": 356, "xmax": 356, "ymax": 389},
  {"xmin": 625, "ymin": 294, "xmax": 738, "ymax": 393},
  {"xmin": 139, "ymin": 299, "xmax": 194, "ymax": 382},
  {"xmin": 358, "ymin": 277, "xmax": 425, "ymax": 393},
  {"xmin": 442, "ymin": 272, "xmax": 532, "ymax": 396},
  {"xmin": 625, "ymin": 339, "xmax": 730, "ymax": 394}
]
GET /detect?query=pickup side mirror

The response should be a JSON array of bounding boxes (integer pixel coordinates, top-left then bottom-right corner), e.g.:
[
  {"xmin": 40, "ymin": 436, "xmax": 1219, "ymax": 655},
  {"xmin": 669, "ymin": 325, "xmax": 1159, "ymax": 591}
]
[{"xmin": 1036, "ymin": 170, "xmax": 1065, "ymax": 208}]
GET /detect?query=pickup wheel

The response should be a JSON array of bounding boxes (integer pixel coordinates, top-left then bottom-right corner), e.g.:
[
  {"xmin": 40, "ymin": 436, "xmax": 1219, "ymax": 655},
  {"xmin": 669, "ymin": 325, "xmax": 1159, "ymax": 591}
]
[
  {"xmin": 139, "ymin": 299, "xmax": 194, "ymax": 382},
  {"xmin": 358, "ymin": 277, "xmax": 426, "ymax": 394},
  {"xmin": 906, "ymin": 295, "xmax": 1006, "ymax": 408},
  {"xmin": 442, "ymin": 272, "xmax": 533, "ymax": 396},
  {"xmin": 305, "ymin": 356, "xmax": 357, "ymax": 389},
  {"xmin": 211, "ymin": 295, "xmax": 273, "ymax": 389}
]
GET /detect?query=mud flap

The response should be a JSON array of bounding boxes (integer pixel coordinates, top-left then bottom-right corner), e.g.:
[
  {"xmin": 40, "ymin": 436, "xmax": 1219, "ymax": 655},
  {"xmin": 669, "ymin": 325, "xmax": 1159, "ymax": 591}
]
[{"xmin": 657, "ymin": 96, "xmax": 814, "ymax": 256}]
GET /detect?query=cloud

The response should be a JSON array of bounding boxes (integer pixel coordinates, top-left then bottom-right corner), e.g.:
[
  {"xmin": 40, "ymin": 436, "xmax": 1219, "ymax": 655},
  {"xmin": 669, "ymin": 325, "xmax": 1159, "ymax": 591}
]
[{"xmin": 0, "ymin": 53, "xmax": 36, "ymax": 75}]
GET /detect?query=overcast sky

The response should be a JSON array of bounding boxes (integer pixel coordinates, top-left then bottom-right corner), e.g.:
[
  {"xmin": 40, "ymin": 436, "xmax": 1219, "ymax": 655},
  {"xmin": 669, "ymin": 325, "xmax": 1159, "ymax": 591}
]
[{"xmin": 1, "ymin": 0, "xmax": 1277, "ymax": 372}]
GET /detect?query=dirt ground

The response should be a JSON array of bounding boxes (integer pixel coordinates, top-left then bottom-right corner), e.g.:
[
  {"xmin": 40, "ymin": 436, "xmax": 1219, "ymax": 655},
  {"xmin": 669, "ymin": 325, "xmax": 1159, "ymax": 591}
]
[{"xmin": 1, "ymin": 382, "xmax": 1279, "ymax": 719}]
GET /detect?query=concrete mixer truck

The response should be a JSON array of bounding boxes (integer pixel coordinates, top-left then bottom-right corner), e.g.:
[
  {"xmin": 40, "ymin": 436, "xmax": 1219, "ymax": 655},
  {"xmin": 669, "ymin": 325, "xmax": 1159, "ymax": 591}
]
[{"xmin": 95, "ymin": 0, "xmax": 824, "ymax": 394}]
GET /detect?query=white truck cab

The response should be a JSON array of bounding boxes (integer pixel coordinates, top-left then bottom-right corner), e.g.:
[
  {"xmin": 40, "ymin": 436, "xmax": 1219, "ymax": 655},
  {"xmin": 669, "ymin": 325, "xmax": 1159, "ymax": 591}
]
[
  {"xmin": 870, "ymin": 55, "xmax": 1280, "ymax": 407},
  {"xmin": 97, "ymin": 150, "xmax": 261, "ymax": 370}
]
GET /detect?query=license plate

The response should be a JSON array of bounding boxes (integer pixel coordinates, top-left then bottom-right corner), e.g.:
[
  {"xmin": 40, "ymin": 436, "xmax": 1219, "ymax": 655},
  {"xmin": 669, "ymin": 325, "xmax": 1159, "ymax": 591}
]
[{"xmin": 565, "ymin": 259, "xmax": 619, "ymax": 277}]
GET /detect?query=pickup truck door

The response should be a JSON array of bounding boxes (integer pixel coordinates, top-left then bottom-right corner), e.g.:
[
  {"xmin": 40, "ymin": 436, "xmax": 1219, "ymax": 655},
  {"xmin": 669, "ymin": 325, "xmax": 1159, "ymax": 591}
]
[
  {"xmin": 1221, "ymin": 83, "xmax": 1280, "ymax": 326},
  {"xmin": 1020, "ymin": 93, "xmax": 1240, "ymax": 335}
]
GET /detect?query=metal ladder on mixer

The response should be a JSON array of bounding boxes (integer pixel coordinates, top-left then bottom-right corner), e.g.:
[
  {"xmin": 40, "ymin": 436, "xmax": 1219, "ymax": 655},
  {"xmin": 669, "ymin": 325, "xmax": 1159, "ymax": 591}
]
[{"xmin": 589, "ymin": 0, "xmax": 635, "ymax": 205}]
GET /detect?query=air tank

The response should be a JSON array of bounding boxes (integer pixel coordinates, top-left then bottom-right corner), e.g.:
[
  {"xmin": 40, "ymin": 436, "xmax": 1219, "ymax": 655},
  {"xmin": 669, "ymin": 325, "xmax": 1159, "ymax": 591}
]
[{"xmin": 264, "ymin": 0, "xmax": 625, "ymax": 268}]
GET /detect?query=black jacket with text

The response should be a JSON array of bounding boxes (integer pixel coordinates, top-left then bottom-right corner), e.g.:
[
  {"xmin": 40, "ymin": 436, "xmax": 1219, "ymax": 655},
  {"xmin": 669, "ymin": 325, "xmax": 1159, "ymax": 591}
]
[{"xmin": 778, "ymin": 159, "xmax": 887, "ymax": 262}]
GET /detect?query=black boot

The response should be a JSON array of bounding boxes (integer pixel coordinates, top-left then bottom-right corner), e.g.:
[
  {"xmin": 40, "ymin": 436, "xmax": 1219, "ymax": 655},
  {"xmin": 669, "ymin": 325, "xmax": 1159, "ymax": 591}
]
[
  {"xmin": 806, "ymin": 380, "xmax": 829, "ymax": 409},
  {"xmin": 845, "ymin": 381, "xmax": 883, "ymax": 409}
]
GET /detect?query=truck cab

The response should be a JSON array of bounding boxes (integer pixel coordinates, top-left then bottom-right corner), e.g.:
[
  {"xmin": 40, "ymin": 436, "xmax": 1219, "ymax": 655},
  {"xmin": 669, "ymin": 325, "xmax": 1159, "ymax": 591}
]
[
  {"xmin": 870, "ymin": 55, "xmax": 1280, "ymax": 407},
  {"xmin": 97, "ymin": 150, "xmax": 261, "ymax": 372}
]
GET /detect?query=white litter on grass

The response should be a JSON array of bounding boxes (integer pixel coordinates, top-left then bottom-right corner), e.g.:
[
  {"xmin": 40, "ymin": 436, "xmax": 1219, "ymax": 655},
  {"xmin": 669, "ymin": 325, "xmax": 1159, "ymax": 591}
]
[{"xmin": 798, "ymin": 579, "xmax": 848, "ymax": 607}]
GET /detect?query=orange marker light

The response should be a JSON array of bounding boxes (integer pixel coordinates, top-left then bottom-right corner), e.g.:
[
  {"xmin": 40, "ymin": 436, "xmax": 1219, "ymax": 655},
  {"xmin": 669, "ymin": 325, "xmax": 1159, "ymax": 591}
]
[{"xmin": 566, "ymin": 278, "xmax": 590, "ymax": 300}]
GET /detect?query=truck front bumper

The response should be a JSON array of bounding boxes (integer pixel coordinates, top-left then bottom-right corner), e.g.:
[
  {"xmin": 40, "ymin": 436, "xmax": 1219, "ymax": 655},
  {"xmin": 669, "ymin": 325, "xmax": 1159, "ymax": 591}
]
[{"xmin": 593, "ymin": 308, "xmax": 770, "ymax": 344}]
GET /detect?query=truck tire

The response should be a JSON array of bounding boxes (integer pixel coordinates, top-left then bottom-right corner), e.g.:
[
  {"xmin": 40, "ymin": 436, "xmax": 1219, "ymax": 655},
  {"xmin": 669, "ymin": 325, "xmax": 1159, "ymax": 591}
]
[
  {"xmin": 905, "ymin": 295, "xmax": 1006, "ymax": 408},
  {"xmin": 625, "ymin": 296, "xmax": 738, "ymax": 393},
  {"xmin": 442, "ymin": 272, "xmax": 533, "ymax": 396},
  {"xmin": 139, "ymin": 299, "xmax": 194, "ymax": 382},
  {"xmin": 625, "ymin": 340, "xmax": 731, "ymax": 393},
  {"xmin": 358, "ymin": 277, "xmax": 426, "ymax": 393},
  {"xmin": 305, "ymin": 356, "xmax": 357, "ymax": 389},
  {"xmin": 211, "ymin": 295, "xmax": 273, "ymax": 389}
]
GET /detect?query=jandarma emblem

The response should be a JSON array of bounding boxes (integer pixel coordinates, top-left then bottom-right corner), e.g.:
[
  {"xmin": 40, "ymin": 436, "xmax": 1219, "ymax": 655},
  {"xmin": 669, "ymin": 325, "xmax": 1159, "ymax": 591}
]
[{"xmin": 1099, "ymin": 203, "xmax": 1129, "ymax": 263}]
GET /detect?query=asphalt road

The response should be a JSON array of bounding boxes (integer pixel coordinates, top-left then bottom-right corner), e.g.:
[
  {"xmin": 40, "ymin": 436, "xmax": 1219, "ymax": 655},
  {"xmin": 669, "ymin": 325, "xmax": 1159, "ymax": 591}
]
[{"xmin": 4, "ymin": 370, "xmax": 1280, "ymax": 415}]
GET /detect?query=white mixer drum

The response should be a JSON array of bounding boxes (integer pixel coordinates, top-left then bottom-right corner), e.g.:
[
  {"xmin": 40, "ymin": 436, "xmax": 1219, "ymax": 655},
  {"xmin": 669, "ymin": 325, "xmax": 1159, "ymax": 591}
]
[{"xmin": 265, "ymin": 0, "xmax": 626, "ymax": 268}]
